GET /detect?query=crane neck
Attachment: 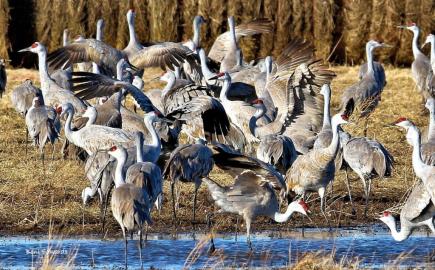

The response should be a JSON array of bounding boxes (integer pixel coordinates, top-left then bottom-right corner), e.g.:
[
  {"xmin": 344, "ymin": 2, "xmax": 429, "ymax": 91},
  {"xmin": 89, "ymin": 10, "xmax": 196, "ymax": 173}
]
[
  {"xmin": 144, "ymin": 116, "xmax": 161, "ymax": 155},
  {"xmin": 325, "ymin": 117, "xmax": 342, "ymax": 156},
  {"xmin": 365, "ymin": 46, "xmax": 375, "ymax": 76},
  {"xmin": 409, "ymin": 126, "xmax": 427, "ymax": 178},
  {"xmin": 193, "ymin": 20, "xmax": 201, "ymax": 49},
  {"xmin": 219, "ymin": 76, "xmax": 231, "ymax": 103},
  {"xmin": 63, "ymin": 107, "xmax": 74, "ymax": 144},
  {"xmin": 430, "ymin": 41, "xmax": 435, "ymax": 70},
  {"xmin": 85, "ymin": 109, "xmax": 97, "ymax": 126},
  {"xmin": 272, "ymin": 203, "xmax": 298, "ymax": 223},
  {"xmin": 63, "ymin": 31, "xmax": 69, "ymax": 46},
  {"xmin": 249, "ymin": 105, "xmax": 267, "ymax": 137},
  {"xmin": 411, "ymin": 29, "xmax": 423, "ymax": 59},
  {"xmin": 127, "ymin": 15, "xmax": 139, "ymax": 48},
  {"xmin": 96, "ymin": 23, "xmax": 103, "ymax": 41},
  {"xmin": 37, "ymin": 49, "xmax": 53, "ymax": 92},
  {"xmin": 322, "ymin": 91, "xmax": 331, "ymax": 129},
  {"xmin": 136, "ymin": 136, "xmax": 145, "ymax": 163},
  {"xmin": 384, "ymin": 218, "xmax": 411, "ymax": 242},
  {"xmin": 199, "ymin": 50, "xmax": 215, "ymax": 80},
  {"xmin": 228, "ymin": 18, "xmax": 237, "ymax": 49},
  {"xmin": 113, "ymin": 152, "xmax": 127, "ymax": 188},
  {"xmin": 162, "ymin": 73, "xmax": 176, "ymax": 96}
]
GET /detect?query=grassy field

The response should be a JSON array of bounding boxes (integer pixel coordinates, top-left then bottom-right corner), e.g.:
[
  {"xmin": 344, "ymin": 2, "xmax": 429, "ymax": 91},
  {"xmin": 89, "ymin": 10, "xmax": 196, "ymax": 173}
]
[{"xmin": 0, "ymin": 65, "xmax": 428, "ymax": 237}]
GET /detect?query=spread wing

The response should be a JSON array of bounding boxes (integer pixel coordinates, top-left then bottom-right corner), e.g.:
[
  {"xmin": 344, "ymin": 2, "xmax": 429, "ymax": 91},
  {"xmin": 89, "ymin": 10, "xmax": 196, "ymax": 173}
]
[
  {"xmin": 70, "ymin": 72, "xmax": 157, "ymax": 113},
  {"xmin": 208, "ymin": 19, "xmax": 273, "ymax": 63},
  {"xmin": 129, "ymin": 42, "xmax": 199, "ymax": 71}
]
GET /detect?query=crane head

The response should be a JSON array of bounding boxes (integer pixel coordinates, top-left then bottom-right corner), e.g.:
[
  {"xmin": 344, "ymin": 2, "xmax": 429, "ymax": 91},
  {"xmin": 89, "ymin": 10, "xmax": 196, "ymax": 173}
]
[
  {"xmin": 290, "ymin": 199, "xmax": 310, "ymax": 216},
  {"xmin": 393, "ymin": 117, "xmax": 413, "ymax": 129},
  {"xmin": 379, "ymin": 211, "xmax": 395, "ymax": 227},
  {"xmin": 251, "ymin": 99, "xmax": 264, "ymax": 105},
  {"xmin": 55, "ymin": 106, "xmax": 62, "ymax": 115},
  {"xmin": 298, "ymin": 199, "xmax": 310, "ymax": 214},
  {"xmin": 18, "ymin": 42, "xmax": 44, "ymax": 53},
  {"xmin": 397, "ymin": 22, "xmax": 418, "ymax": 32},
  {"xmin": 127, "ymin": 9, "xmax": 135, "ymax": 22}
]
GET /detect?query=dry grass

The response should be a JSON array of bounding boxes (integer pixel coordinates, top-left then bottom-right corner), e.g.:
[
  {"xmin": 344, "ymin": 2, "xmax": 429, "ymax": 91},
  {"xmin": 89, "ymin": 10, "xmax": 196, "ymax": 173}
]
[{"xmin": 0, "ymin": 65, "xmax": 429, "ymax": 236}]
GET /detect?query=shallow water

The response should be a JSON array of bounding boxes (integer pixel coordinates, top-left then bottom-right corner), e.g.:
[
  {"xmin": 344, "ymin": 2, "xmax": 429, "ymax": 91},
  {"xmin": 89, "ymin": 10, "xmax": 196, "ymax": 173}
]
[{"xmin": 1, "ymin": 226, "xmax": 434, "ymax": 269}]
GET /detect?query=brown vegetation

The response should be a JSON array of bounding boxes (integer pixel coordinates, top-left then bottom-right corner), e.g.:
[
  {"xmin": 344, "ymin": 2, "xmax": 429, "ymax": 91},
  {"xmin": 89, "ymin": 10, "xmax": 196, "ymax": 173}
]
[{"xmin": 2, "ymin": 0, "xmax": 435, "ymax": 65}]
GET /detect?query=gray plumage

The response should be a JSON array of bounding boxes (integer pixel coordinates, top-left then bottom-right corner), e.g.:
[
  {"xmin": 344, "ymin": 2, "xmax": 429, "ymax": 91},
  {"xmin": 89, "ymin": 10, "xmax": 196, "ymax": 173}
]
[
  {"xmin": 50, "ymin": 69, "xmax": 72, "ymax": 91},
  {"xmin": 358, "ymin": 61, "xmax": 386, "ymax": 88},
  {"xmin": 126, "ymin": 162, "xmax": 162, "ymax": 210},
  {"xmin": 340, "ymin": 40, "xmax": 389, "ymax": 119},
  {"xmin": 342, "ymin": 135, "xmax": 394, "ymax": 216},
  {"xmin": 219, "ymin": 17, "xmax": 239, "ymax": 73},
  {"xmin": 25, "ymin": 97, "xmax": 60, "ymax": 154},
  {"xmin": 208, "ymin": 19, "xmax": 273, "ymax": 63},
  {"xmin": 203, "ymin": 170, "xmax": 308, "ymax": 249},
  {"xmin": 256, "ymin": 135, "xmax": 297, "ymax": 174},
  {"xmin": 163, "ymin": 141, "xmax": 214, "ymax": 222},
  {"xmin": 10, "ymin": 79, "xmax": 42, "ymax": 116}
]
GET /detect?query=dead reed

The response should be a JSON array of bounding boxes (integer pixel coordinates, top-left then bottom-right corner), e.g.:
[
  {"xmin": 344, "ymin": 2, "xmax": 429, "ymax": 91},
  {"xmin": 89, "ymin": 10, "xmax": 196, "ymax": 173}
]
[{"xmin": 0, "ymin": 0, "xmax": 9, "ymax": 60}]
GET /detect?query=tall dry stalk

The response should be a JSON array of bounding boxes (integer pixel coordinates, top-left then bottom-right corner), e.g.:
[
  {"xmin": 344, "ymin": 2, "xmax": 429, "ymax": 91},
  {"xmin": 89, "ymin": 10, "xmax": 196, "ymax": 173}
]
[
  {"xmin": 0, "ymin": 0, "xmax": 10, "ymax": 59},
  {"xmin": 313, "ymin": 0, "xmax": 335, "ymax": 60},
  {"xmin": 181, "ymin": 0, "xmax": 199, "ymax": 42},
  {"xmin": 198, "ymin": 0, "xmax": 226, "ymax": 50},
  {"xmin": 342, "ymin": 0, "xmax": 373, "ymax": 64},
  {"xmin": 273, "ymin": 0, "xmax": 292, "ymax": 56},
  {"xmin": 148, "ymin": 0, "xmax": 180, "ymax": 42},
  {"xmin": 239, "ymin": 0, "xmax": 262, "ymax": 60},
  {"xmin": 259, "ymin": 0, "xmax": 277, "ymax": 57}
]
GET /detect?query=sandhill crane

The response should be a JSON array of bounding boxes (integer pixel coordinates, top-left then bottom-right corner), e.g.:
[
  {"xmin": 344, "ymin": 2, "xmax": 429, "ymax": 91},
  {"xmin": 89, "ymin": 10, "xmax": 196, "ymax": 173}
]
[
  {"xmin": 58, "ymin": 102, "xmax": 134, "ymax": 155},
  {"xmin": 395, "ymin": 118, "xmax": 435, "ymax": 165},
  {"xmin": 208, "ymin": 18, "xmax": 273, "ymax": 64},
  {"xmin": 183, "ymin": 15, "xmax": 205, "ymax": 52},
  {"xmin": 398, "ymin": 23, "xmax": 431, "ymax": 103},
  {"xmin": 18, "ymin": 42, "xmax": 86, "ymax": 112},
  {"xmin": 25, "ymin": 97, "xmax": 59, "ymax": 161},
  {"xmin": 340, "ymin": 40, "xmax": 391, "ymax": 136},
  {"xmin": 424, "ymin": 34, "xmax": 435, "ymax": 99},
  {"xmin": 108, "ymin": 145, "xmax": 152, "ymax": 269},
  {"xmin": 0, "ymin": 59, "xmax": 6, "ymax": 98},
  {"xmin": 340, "ymin": 134, "xmax": 394, "ymax": 216},
  {"xmin": 163, "ymin": 140, "xmax": 214, "ymax": 224},
  {"xmin": 253, "ymin": 56, "xmax": 277, "ymax": 121},
  {"xmin": 123, "ymin": 9, "xmax": 144, "ymax": 60},
  {"xmin": 379, "ymin": 181, "xmax": 435, "ymax": 242},
  {"xmin": 425, "ymin": 98, "xmax": 435, "ymax": 148},
  {"xmin": 314, "ymin": 85, "xmax": 333, "ymax": 149},
  {"xmin": 285, "ymin": 113, "xmax": 351, "ymax": 217},
  {"xmin": 258, "ymin": 40, "xmax": 335, "ymax": 153},
  {"xmin": 395, "ymin": 119, "xmax": 435, "ymax": 205},
  {"xmin": 220, "ymin": 16, "xmax": 239, "ymax": 73},
  {"xmin": 203, "ymin": 171, "xmax": 309, "ymax": 250},
  {"xmin": 215, "ymin": 72, "xmax": 269, "ymax": 143},
  {"xmin": 11, "ymin": 79, "xmax": 42, "ymax": 116},
  {"xmin": 126, "ymin": 132, "xmax": 163, "ymax": 211}
]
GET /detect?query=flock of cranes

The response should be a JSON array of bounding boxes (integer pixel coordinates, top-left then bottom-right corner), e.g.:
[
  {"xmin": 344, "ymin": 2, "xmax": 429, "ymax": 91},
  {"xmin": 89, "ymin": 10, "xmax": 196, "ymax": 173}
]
[{"xmin": 1, "ymin": 9, "xmax": 434, "ymax": 268}]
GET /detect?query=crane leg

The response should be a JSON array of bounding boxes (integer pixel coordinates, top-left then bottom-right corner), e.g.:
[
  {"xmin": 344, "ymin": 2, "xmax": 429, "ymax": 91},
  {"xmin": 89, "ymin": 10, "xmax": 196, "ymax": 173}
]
[
  {"xmin": 364, "ymin": 117, "xmax": 369, "ymax": 137},
  {"xmin": 25, "ymin": 129, "xmax": 28, "ymax": 160},
  {"xmin": 246, "ymin": 220, "xmax": 253, "ymax": 251},
  {"xmin": 101, "ymin": 189, "xmax": 111, "ymax": 237},
  {"xmin": 138, "ymin": 229, "xmax": 143, "ymax": 269},
  {"xmin": 122, "ymin": 227, "xmax": 128, "ymax": 269},
  {"xmin": 235, "ymin": 217, "xmax": 239, "ymax": 242},
  {"xmin": 206, "ymin": 213, "xmax": 216, "ymax": 254},
  {"xmin": 364, "ymin": 179, "xmax": 371, "ymax": 217},
  {"xmin": 171, "ymin": 181, "xmax": 177, "ymax": 225},
  {"xmin": 319, "ymin": 187, "xmax": 328, "ymax": 222},
  {"xmin": 51, "ymin": 143, "xmax": 56, "ymax": 161},
  {"xmin": 344, "ymin": 167, "xmax": 356, "ymax": 215},
  {"xmin": 192, "ymin": 182, "xmax": 200, "ymax": 225}
]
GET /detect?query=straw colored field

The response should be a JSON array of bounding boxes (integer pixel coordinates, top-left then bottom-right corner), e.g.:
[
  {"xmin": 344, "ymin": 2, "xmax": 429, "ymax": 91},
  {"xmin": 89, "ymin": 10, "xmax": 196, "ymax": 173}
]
[{"xmin": 0, "ymin": 65, "xmax": 428, "ymax": 236}]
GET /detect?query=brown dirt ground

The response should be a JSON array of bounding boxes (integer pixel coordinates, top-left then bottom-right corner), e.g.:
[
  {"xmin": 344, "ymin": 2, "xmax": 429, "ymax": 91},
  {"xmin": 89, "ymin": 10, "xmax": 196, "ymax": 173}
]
[{"xmin": 0, "ymin": 65, "xmax": 428, "ymax": 238}]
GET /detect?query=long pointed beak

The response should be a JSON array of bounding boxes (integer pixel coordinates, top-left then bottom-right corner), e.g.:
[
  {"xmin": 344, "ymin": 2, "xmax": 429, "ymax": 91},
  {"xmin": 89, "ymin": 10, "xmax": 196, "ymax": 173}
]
[
  {"xmin": 396, "ymin": 25, "xmax": 406, "ymax": 29},
  {"xmin": 381, "ymin": 43, "xmax": 393, "ymax": 48},
  {"xmin": 422, "ymin": 41, "xmax": 429, "ymax": 48},
  {"xmin": 18, "ymin": 47, "xmax": 31, "ymax": 53},
  {"xmin": 208, "ymin": 75, "xmax": 219, "ymax": 80}
]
